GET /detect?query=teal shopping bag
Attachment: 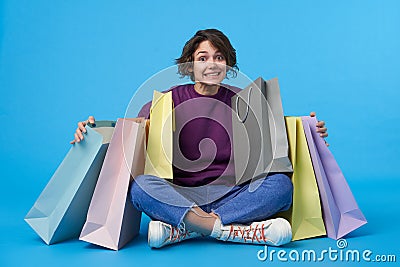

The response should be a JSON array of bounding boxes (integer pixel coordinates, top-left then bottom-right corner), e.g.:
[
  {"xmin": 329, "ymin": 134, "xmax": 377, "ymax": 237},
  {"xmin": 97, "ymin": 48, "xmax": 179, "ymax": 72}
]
[{"xmin": 24, "ymin": 121, "xmax": 115, "ymax": 245}]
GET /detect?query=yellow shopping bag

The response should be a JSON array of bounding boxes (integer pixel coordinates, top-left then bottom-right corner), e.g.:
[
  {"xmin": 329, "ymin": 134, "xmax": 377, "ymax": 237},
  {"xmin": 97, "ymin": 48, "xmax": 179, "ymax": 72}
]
[
  {"xmin": 144, "ymin": 91, "xmax": 174, "ymax": 179},
  {"xmin": 277, "ymin": 117, "xmax": 326, "ymax": 241}
]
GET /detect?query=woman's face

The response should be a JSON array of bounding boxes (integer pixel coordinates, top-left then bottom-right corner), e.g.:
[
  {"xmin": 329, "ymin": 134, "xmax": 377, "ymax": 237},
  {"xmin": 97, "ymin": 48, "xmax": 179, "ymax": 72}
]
[{"xmin": 192, "ymin": 40, "xmax": 227, "ymax": 85}]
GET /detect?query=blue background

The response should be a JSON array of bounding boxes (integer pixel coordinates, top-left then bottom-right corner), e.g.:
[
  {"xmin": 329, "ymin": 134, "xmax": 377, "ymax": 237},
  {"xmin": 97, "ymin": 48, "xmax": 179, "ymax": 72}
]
[{"xmin": 1, "ymin": 0, "xmax": 399, "ymax": 266}]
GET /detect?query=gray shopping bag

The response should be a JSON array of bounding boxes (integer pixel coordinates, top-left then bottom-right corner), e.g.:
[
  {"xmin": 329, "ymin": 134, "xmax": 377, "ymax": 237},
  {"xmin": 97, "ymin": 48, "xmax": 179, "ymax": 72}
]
[
  {"xmin": 232, "ymin": 78, "xmax": 273, "ymax": 184},
  {"xmin": 24, "ymin": 121, "xmax": 115, "ymax": 245},
  {"xmin": 265, "ymin": 78, "xmax": 293, "ymax": 173},
  {"xmin": 232, "ymin": 77, "xmax": 292, "ymax": 184}
]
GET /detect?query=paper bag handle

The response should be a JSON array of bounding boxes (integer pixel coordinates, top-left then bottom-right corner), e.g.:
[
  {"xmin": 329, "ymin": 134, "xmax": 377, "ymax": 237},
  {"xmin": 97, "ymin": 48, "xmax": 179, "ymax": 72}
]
[
  {"xmin": 235, "ymin": 86, "xmax": 252, "ymax": 123},
  {"xmin": 87, "ymin": 120, "xmax": 116, "ymax": 128}
]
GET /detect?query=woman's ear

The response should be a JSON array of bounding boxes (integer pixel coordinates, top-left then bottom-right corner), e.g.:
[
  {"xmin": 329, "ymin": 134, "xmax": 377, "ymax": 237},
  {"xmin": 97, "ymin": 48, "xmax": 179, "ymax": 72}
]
[
  {"xmin": 187, "ymin": 61, "xmax": 194, "ymax": 73},
  {"xmin": 187, "ymin": 63, "xmax": 193, "ymax": 73},
  {"xmin": 225, "ymin": 66, "xmax": 232, "ymax": 77}
]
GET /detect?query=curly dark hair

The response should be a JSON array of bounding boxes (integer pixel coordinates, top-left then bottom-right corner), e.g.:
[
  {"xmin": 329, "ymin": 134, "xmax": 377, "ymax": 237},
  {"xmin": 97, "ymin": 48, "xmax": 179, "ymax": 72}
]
[{"xmin": 175, "ymin": 29, "xmax": 238, "ymax": 81}]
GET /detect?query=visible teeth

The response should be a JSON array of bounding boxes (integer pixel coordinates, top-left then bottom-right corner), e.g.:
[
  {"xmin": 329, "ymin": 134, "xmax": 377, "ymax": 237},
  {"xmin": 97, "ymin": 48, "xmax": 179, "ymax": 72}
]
[{"xmin": 205, "ymin": 73, "xmax": 219, "ymax": 76}]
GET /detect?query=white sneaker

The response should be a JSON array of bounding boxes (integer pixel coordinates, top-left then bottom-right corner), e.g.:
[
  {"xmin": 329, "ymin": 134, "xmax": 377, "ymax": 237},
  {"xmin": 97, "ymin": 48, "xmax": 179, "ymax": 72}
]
[
  {"xmin": 210, "ymin": 218, "xmax": 292, "ymax": 246},
  {"xmin": 148, "ymin": 220, "xmax": 202, "ymax": 248}
]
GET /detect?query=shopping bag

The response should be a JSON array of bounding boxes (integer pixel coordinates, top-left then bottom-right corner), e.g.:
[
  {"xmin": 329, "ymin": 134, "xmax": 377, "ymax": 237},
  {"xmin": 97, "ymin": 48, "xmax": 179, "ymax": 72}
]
[
  {"xmin": 232, "ymin": 77, "xmax": 292, "ymax": 184},
  {"xmin": 80, "ymin": 118, "xmax": 145, "ymax": 250},
  {"xmin": 265, "ymin": 78, "xmax": 293, "ymax": 173},
  {"xmin": 232, "ymin": 77, "xmax": 274, "ymax": 184},
  {"xmin": 302, "ymin": 116, "xmax": 367, "ymax": 239},
  {"xmin": 144, "ymin": 90, "xmax": 174, "ymax": 179},
  {"xmin": 277, "ymin": 117, "xmax": 326, "ymax": 241},
  {"xmin": 24, "ymin": 121, "xmax": 115, "ymax": 245}
]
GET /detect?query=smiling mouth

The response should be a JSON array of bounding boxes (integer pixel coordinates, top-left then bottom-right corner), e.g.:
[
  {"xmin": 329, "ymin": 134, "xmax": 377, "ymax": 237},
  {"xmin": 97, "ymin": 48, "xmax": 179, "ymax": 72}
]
[{"xmin": 204, "ymin": 72, "xmax": 221, "ymax": 77}]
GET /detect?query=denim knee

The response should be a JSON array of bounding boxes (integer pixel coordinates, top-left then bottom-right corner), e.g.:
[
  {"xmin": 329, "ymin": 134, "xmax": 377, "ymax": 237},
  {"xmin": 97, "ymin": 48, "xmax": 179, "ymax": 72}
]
[
  {"xmin": 129, "ymin": 175, "xmax": 194, "ymax": 226},
  {"xmin": 133, "ymin": 174, "xmax": 157, "ymax": 185},
  {"xmin": 130, "ymin": 175, "xmax": 161, "ymax": 209},
  {"xmin": 129, "ymin": 175, "xmax": 147, "ymax": 211}
]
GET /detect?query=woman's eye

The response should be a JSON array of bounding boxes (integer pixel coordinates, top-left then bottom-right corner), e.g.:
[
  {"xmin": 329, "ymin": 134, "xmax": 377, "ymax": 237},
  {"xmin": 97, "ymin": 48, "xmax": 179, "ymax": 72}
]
[
  {"xmin": 216, "ymin": 55, "xmax": 224, "ymax": 61},
  {"xmin": 199, "ymin": 57, "xmax": 206, "ymax": 61}
]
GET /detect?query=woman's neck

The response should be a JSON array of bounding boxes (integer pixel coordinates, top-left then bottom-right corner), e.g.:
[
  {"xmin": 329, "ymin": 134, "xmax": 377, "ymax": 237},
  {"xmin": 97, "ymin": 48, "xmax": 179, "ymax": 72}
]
[{"xmin": 194, "ymin": 82, "xmax": 220, "ymax": 96}]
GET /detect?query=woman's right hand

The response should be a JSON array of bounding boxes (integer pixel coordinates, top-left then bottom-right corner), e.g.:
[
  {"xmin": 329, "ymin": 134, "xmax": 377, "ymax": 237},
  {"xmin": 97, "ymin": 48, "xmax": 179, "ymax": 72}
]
[{"xmin": 70, "ymin": 116, "xmax": 95, "ymax": 144}]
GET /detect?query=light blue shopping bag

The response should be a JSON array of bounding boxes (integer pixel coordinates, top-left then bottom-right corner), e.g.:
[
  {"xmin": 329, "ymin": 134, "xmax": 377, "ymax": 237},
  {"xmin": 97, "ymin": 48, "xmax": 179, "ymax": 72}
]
[{"xmin": 24, "ymin": 121, "xmax": 115, "ymax": 245}]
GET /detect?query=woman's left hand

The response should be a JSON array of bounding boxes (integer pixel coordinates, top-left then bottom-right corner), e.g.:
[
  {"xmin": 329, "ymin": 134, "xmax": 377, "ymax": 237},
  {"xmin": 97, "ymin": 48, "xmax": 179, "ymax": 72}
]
[{"xmin": 310, "ymin": 112, "xmax": 329, "ymax": 146}]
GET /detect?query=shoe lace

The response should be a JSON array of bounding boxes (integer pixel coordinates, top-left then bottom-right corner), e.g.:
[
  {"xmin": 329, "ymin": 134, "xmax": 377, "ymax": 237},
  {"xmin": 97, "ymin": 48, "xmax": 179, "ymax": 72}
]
[
  {"xmin": 228, "ymin": 222, "xmax": 272, "ymax": 243},
  {"xmin": 169, "ymin": 222, "xmax": 192, "ymax": 242}
]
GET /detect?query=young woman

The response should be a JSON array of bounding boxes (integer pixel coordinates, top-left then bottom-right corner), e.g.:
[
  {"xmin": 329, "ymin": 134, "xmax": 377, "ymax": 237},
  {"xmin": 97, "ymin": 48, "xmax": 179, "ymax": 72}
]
[{"xmin": 72, "ymin": 29, "xmax": 328, "ymax": 248}]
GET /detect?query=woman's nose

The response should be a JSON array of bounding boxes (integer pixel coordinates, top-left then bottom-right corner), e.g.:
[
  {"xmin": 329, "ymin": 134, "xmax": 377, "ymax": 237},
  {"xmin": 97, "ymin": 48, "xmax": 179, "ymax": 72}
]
[{"xmin": 206, "ymin": 59, "xmax": 218, "ymax": 68}]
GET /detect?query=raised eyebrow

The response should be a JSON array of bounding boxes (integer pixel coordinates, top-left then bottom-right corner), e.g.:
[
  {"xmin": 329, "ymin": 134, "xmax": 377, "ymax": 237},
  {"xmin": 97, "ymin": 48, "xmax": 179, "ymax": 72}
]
[{"xmin": 196, "ymin": 50, "xmax": 222, "ymax": 55}]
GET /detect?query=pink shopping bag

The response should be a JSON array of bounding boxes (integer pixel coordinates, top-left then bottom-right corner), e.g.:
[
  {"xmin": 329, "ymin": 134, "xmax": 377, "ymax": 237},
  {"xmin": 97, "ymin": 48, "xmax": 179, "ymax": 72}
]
[{"xmin": 79, "ymin": 118, "xmax": 146, "ymax": 250}]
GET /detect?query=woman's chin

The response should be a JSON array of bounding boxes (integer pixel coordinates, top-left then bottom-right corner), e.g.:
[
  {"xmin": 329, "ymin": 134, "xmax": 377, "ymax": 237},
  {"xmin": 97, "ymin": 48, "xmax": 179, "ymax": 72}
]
[{"xmin": 197, "ymin": 79, "xmax": 224, "ymax": 86}]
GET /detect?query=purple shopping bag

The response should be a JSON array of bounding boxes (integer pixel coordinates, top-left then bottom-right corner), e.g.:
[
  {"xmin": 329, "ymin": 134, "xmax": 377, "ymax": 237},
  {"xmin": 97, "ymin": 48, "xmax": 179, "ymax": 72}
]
[{"xmin": 301, "ymin": 116, "xmax": 367, "ymax": 239}]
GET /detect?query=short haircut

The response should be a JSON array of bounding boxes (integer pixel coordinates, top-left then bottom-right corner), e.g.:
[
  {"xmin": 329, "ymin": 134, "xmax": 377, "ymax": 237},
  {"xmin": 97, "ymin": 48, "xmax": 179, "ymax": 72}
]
[{"xmin": 175, "ymin": 29, "xmax": 238, "ymax": 81}]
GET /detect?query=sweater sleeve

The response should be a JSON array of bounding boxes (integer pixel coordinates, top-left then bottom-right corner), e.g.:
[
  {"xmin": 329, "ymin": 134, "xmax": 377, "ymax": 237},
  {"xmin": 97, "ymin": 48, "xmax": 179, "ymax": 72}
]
[{"xmin": 137, "ymin": 100, "xmax": 152, "ymax": 119}]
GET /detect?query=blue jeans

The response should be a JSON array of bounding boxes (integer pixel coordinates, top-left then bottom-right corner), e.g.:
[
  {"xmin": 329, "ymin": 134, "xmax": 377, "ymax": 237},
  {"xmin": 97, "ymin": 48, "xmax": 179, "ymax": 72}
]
[{"xmin": 130, "ymin": 173, "xmax": 293, "ymax": 227}]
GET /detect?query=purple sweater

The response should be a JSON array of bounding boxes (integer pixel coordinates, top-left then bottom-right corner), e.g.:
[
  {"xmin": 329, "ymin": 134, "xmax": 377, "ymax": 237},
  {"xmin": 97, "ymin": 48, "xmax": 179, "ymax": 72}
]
[{"xmin": 138, "ymin": 83, "xmax": 240, "ymax": 187}]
